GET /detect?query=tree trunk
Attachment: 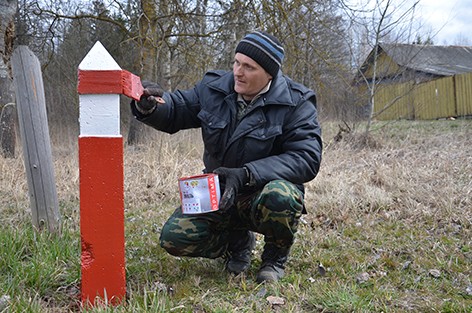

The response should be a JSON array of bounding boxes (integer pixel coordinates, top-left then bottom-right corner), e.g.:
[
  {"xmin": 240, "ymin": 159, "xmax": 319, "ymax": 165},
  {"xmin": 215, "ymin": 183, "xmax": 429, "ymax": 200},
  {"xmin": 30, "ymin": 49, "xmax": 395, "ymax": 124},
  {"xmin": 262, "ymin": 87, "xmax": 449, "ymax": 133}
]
[
  {"xmin": 127, "ymin": 0, "xmax": 161, "ymax": 145},
  {"xmin": 0, "ymin": 103, "xmax": 16, "ymax": 158},
  {"xmin": 0, "ymin": 0, "xmax": 17, "ymax": 157}
]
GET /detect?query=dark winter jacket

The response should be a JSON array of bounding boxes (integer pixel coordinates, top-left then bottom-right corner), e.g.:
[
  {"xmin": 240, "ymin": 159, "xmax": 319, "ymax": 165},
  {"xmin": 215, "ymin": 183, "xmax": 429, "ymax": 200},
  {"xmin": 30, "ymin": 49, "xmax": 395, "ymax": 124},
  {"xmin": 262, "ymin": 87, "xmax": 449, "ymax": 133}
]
[{"xmin": 132, "ymin": 70, "xmax": 322, "ymax": 195}]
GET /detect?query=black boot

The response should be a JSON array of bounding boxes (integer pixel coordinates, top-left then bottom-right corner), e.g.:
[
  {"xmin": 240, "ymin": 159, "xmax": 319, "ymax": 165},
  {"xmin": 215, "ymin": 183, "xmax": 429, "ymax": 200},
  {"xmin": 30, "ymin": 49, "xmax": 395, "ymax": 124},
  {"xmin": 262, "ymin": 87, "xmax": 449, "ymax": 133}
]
[
  {"xmin": 225, "ymin": 231, "xmax": 256, "ymax": 275},
  {"xmin": 256, "ymin": 244, "xmax": 289, "ymax": 283}
]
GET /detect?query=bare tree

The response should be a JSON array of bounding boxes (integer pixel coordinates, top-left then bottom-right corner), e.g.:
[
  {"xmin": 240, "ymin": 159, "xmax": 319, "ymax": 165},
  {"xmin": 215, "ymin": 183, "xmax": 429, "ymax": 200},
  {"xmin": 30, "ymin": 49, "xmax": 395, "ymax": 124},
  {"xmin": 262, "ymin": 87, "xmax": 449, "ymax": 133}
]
[
  {"xmin": 127, "ymin": 0, "xmax": 165, "ymax": 145},
  {"xmin": 342, "ymin": 0, "xmax": 421, "ymax": 133},
  {"xmin": 18, "ymin": 0, "xmax": 357, "ymax": 137},
  {"xmin": 282, "ymin": 0, "xmax": 351, "ymax": 118}
]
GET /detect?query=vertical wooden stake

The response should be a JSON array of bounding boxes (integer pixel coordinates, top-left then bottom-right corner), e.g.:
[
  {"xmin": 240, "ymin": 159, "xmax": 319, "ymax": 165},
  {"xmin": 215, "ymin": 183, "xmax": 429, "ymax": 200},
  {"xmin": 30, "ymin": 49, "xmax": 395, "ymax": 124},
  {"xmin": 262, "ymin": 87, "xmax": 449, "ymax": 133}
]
[
  {"xmin": 78, "ymin": 41, "xmax": 125, "ymax": 305},
  {"xmin": 11, "ymin": 46, "xmax": 61, "ymax": 233}
]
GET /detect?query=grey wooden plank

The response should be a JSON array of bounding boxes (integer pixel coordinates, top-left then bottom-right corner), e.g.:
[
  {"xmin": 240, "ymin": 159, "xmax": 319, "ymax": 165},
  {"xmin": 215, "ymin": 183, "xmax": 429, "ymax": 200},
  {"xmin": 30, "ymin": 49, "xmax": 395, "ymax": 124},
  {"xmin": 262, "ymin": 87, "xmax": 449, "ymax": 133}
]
[{"xmin": 11, "ymin": 45, "xmax": 61, "ymax": 233}]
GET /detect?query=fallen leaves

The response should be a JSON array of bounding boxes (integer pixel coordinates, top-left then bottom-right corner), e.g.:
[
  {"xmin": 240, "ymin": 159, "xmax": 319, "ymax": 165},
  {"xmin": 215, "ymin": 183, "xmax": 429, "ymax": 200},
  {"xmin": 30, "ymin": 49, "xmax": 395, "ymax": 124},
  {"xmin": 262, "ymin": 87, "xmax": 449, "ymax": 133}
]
[
  {"xmin": 428, "ymin": 269, "xmax": 441, "ymax": 278},
  {"xmin": 356, "ymin": 272, "xmax": 370, "ymax": 284},
  {"xmin": 356, "ymin": 270, "xmax": 388, "ymax": 285},
  {"xmin": 0, "ymin": 295, "xmax": 10, "ymax": 311},
  {"xmin": 318, "ymin": 261, "xmax": 327, "ymax": 276},
  {"xmin": 267, "ymin": 295, "xmax": 285, "ymax": 306}
]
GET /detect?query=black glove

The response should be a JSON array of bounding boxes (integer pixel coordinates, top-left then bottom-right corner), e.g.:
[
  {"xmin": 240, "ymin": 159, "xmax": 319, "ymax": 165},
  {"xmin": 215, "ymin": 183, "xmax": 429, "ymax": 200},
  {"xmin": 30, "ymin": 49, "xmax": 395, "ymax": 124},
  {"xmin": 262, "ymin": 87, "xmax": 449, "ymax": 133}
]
[
  {"xmin": 136, "ymin": 81, "xmax": 165, "ymax": 113},
  {"xmin": 213, "ymin": 167, "xmax": 249, "ymax": 211}
]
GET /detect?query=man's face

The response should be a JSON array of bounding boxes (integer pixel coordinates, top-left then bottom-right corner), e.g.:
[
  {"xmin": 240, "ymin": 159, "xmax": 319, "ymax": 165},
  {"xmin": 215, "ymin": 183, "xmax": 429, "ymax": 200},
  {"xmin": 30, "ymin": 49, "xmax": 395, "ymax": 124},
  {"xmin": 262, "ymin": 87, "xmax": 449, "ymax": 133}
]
[{"xmin": 233, "ymin": 53, "xmax": 272, "ymax": 101}]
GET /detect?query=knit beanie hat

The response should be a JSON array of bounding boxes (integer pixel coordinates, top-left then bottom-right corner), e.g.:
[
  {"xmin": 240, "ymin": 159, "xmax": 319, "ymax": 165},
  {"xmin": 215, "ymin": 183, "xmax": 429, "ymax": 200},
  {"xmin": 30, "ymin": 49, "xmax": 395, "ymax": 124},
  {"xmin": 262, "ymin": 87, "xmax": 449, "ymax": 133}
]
[{"xmin": 235, "ymin": 31, "xmax": 285, "ymax": 78}]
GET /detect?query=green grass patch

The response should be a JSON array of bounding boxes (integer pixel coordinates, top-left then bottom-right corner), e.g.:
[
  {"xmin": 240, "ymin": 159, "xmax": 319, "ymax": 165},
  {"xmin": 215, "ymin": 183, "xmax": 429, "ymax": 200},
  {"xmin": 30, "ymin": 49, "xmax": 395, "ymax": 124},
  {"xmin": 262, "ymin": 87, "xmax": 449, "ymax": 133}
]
[
  {"xmin": 1, "ymin": 120, "xmax": 471, "ymax": 312},
  {"xmin": 0, "ymin": 221, "xmax": 81, "ymax": 311}
]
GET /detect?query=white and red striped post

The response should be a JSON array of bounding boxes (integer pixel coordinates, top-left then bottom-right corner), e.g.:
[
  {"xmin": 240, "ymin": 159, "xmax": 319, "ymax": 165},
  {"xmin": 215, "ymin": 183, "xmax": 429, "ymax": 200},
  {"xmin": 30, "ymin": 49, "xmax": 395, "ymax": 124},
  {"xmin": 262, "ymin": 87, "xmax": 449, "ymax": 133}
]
[{"xmin": 77, "ymin": 41, "xmax": 143, "ymax": 305}]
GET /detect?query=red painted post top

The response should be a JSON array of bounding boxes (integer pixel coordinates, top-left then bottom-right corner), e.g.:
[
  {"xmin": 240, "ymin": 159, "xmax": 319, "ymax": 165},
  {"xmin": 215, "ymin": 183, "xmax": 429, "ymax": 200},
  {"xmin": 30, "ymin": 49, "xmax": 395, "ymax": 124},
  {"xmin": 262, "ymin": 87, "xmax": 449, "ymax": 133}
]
[{"xmin": 78, "ymin": 69, "xmax": 144, "ymax": 100}]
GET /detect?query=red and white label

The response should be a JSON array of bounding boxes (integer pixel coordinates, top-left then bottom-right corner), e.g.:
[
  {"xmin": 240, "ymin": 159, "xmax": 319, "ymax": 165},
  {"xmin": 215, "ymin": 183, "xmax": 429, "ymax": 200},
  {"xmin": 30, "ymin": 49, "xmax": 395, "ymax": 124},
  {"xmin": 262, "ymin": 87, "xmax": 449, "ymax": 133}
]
[{"xmin": 179, "ymin": 174, "xmax": 221, "ymax": 214}]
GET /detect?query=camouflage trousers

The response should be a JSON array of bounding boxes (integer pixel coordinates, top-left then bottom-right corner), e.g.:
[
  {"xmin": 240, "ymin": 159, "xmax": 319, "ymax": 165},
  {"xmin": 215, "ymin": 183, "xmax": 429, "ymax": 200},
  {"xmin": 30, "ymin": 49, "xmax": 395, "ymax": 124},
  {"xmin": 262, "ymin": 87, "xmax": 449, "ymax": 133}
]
[{"xmin": 159, "ymin": 180, "xmax": 304, "ymax": 259}]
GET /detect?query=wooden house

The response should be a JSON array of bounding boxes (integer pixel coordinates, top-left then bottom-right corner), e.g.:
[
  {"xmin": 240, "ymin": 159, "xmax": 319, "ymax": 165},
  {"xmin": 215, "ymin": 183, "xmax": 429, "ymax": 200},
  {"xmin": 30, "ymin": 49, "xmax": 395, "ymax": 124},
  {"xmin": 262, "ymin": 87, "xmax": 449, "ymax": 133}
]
[{"xmin": 357, "ymin": 43, "xmax": 472, "ymax": 120}]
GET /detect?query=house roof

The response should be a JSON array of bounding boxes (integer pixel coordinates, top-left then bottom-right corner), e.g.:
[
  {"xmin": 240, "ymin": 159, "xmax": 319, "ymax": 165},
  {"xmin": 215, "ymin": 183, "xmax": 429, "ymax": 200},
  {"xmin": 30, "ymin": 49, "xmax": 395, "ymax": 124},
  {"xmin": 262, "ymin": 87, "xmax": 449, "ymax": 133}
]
[{"xmin": 363, "ymin": 43, "xmax": 472, "ymax": 77}]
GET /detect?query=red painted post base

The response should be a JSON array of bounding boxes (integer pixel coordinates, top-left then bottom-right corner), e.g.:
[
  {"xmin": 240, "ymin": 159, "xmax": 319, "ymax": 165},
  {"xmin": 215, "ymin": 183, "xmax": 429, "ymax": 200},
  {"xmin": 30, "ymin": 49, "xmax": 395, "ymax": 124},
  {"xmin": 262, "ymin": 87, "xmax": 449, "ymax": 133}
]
[{"xmin": 79, "ymin": 136, "xmax": 125, "ymax": 305}]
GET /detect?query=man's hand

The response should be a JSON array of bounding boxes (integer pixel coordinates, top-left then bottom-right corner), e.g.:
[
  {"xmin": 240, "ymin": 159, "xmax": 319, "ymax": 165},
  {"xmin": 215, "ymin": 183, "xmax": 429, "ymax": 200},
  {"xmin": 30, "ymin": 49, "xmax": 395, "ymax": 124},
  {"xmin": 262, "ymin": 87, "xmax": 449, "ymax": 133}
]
[
  {"xmin": 213, "ymin": 167, "xmax": 249, "ymax": 211},
  {"xmin": 136, "ymin": 81, "xmax": 165, "ymax": 114}
]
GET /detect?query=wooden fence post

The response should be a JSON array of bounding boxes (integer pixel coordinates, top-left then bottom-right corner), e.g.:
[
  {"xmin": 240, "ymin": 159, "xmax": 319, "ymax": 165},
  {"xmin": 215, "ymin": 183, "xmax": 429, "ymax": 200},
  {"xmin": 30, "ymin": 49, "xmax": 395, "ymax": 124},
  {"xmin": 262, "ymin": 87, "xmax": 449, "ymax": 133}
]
[
  {"xmin": 77, "ymin": 41, "xmax": 143, "ymax": 306},
  {"xmin": 11, "ymin": 46, "xmax": 61, "ymax": 233}
]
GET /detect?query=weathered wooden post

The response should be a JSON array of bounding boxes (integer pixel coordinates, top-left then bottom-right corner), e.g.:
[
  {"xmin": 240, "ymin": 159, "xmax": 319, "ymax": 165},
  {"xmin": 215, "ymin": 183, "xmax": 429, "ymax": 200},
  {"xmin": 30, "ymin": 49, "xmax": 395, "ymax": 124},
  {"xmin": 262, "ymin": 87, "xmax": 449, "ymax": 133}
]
[
  {"xmin": 77, "ymin": 41, "xmax": 143, "ymax": 306},
  {"xmin": 11, "ymin": 46, "xmax": 61, "ymax": 233}
]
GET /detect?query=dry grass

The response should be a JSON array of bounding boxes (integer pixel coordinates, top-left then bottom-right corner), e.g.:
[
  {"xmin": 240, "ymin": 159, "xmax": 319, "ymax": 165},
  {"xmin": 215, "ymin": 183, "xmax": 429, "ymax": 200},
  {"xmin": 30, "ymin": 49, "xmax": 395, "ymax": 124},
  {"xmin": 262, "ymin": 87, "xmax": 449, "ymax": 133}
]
[
  {"xmin": 0, "ymin": 119, "xmax": 471, "ymax": 312},
  {"xmin": 312, "ymin": 120, "xmax": 471, "ymax": 223}
]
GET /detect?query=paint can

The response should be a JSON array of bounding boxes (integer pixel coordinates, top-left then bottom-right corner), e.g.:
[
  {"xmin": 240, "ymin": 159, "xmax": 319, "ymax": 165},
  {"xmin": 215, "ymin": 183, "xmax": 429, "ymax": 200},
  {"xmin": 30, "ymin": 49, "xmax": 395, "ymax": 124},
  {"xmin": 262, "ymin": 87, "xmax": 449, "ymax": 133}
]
[{"xmin": 178, "ymin": 174, "xmax": 221, "ymax": 214}]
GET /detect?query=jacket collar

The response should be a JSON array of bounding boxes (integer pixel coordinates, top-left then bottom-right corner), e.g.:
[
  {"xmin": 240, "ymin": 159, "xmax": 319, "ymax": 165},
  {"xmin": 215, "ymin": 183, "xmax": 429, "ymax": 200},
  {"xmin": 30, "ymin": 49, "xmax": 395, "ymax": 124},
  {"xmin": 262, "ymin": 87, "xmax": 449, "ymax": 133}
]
[
  {"xmin": 207, "ymin": 70, "xmax": 295, "ymax": 106},
  {"xmin": 237, "ymin": 80, "xmax": 271, "ymax": 106}
]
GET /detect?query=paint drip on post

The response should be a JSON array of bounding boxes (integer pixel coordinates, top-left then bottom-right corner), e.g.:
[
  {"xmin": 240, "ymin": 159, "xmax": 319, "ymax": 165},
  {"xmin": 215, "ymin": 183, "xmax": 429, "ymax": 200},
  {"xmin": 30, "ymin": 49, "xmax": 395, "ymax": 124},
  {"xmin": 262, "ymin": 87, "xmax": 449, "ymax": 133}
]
[{"xmin": 178, "ymin": 174, "xmax": 221, "ymax": 214}]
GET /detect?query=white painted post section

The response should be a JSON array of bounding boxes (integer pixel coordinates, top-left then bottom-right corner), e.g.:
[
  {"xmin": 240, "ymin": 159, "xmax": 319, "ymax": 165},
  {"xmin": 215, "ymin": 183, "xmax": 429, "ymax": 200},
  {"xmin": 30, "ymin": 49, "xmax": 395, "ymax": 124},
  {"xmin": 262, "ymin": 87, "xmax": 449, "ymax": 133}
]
[
  {"xmin": 78, "ymin": 42, "xmax": 121, "ymax": 137},
  {"xmin": 78, "ymin": 41, "xmax": 125, "ymax": 306}
]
